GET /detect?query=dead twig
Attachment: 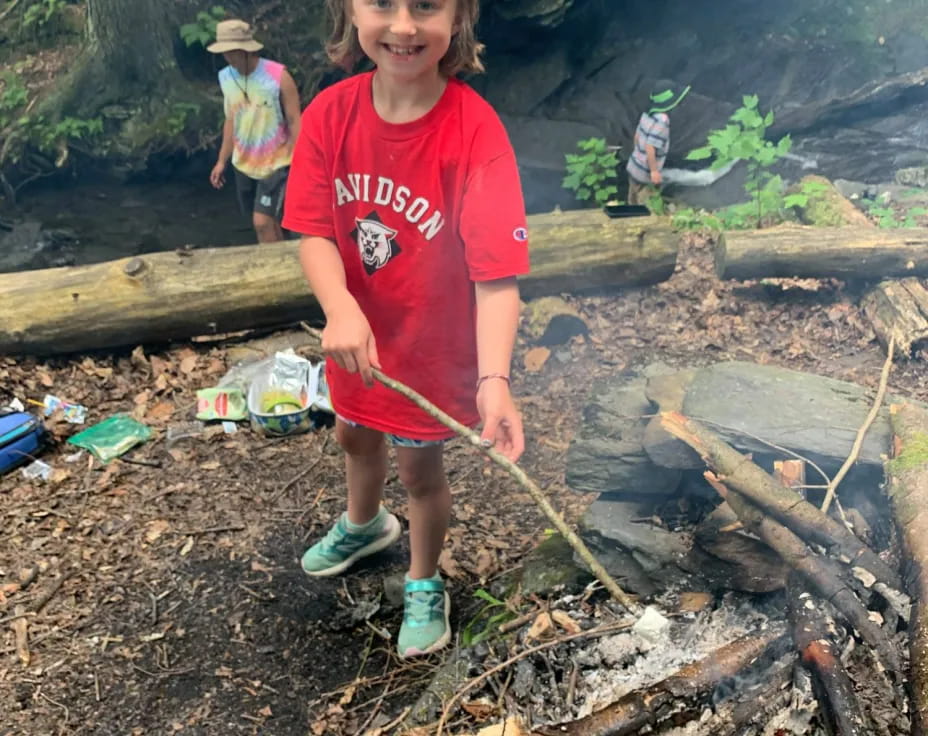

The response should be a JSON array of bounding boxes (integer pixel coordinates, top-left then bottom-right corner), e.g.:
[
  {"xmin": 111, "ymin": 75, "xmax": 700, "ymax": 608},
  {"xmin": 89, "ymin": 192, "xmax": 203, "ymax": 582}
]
[
  {"xmin": 173, "ymin": 524, "xmax": 245, "ymax": 536},
  {"xmin": 434, "ymin": 620, "xmax": 633, "ymax": 736},
  {"xmin": 271, "ymin": 442, "xmax": 326, "ymax": 503},
  {"xmin": 498, "ymin": 607, "xmax": 542, "ymax": 634},
  {"xmin": 301, "ymin": 322, "xmax": 637, "ymax": 612},
  {"xmin": 12, "ymin": 605, "xmax": 29, "ymax": 666},
  {"xmin": 32, "ymin": 571, "xmax": 73, "ymax": 614},
  {"xmin": 0, "ymin": 0, "xmax": 23, "ymax": 24},
  {"xmin": 822, "ymin": 335, "xmax": 894, "ymax": 513}
]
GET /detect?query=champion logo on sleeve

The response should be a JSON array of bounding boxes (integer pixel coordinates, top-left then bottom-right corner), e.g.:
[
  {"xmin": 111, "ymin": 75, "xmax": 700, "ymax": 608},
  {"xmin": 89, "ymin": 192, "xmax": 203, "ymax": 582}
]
[{"xmin": 513, "ymin": 227, "xmax": 528, "ymax": 242}]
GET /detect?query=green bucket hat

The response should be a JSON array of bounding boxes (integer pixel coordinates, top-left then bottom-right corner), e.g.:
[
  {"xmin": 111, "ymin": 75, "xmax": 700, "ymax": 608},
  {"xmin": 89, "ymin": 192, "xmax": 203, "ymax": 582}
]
[{"xmin": 649, "ymin": 81, "xmax": 691, "ymax": 114}]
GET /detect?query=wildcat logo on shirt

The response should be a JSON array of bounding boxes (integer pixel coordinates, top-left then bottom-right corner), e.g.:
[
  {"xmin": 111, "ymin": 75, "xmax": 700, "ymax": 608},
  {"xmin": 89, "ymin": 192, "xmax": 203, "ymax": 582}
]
[{"xmin": 351, "ymin": 212, "xmax": 402, "ymax": 275}]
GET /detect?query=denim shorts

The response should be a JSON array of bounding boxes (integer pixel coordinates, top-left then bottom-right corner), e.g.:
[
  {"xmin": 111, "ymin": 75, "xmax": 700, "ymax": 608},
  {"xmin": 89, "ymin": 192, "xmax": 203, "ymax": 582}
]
[{"xmin": 337, "ymin": 415, "xmax": 444, "ymax": 448}]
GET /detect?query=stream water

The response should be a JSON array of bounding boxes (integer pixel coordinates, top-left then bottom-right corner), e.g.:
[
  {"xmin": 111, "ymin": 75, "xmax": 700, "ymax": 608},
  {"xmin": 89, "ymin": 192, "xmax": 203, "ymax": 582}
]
[{"xmin": 6, "ymin": 169, "xmax": 260, "ymax": 272}]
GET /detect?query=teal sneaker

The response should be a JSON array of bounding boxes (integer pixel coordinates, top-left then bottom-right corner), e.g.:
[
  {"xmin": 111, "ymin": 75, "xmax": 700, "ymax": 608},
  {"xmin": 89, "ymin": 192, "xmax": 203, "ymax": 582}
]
[
  {"xmin": 398, "ymin": 574, "xmax": 451, "ymax": 659},
  {"xmin": 301, "ymin": 507, "xmax": 401, "ymax": 577}
]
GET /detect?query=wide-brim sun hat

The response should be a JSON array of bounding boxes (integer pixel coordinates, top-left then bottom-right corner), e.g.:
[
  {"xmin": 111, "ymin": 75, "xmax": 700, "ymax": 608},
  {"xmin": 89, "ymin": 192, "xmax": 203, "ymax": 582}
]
[
  {"xmin": 649, "ymin": 81, "xmax": 691, "ymax": 114},
  {"xmin": 207, "ymin": 19, "xmax": 264, "ymax": 54}
]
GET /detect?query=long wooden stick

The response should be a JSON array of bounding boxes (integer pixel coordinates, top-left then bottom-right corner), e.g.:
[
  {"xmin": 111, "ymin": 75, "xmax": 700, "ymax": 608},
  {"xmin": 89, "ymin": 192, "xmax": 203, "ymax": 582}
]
[
  {"xmin": 300, "ymin": 323, "xmax": 638, "ymax": 613},
  {"xmin": 822, "ymin": 335, "xmax": 895, "ymax": 513}
]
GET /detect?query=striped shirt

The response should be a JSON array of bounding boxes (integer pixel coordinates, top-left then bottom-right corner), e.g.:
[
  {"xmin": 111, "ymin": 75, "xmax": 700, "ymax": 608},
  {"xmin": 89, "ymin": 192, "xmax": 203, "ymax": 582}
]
[
  {"xmin": 627, "ymin": 112, "xmax": 670, "ymax": 184},
  {"xmin": 219, "ymin": 58, "xmax": 292, "ymax": 180}
]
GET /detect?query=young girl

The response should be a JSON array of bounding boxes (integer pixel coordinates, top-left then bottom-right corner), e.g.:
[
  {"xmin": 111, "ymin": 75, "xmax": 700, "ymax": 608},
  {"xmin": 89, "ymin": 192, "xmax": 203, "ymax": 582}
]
[{"xmin": 282, "ymin": 0, "xmax": 529, "ymax": 658}]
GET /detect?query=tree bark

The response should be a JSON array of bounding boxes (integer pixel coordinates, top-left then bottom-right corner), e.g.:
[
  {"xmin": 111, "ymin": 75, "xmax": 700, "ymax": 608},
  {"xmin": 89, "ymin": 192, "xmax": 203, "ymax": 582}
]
[
  {"xmin": 886, "ymin": 402, "xmax": 928, "ymax": 733},
  {"xmin": 715, "ymin": 225, "xmax": 928, "ymax": 281},
  {"xmin": 0, "ymin": 212, "xmax": 678, "ymax": 356},
  {"xmin": 50, "ymin": 0, "xmax": 184, "ymax": 117},
  {"xmin": 862, "ymin": 278, "xmax": 928, "ymax": 358}
]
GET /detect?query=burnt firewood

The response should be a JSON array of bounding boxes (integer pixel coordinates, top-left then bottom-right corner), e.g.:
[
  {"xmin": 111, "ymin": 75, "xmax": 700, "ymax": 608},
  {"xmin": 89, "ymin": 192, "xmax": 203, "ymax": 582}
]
[
  {"xmin": 660, "ymin": 411, "xmax": 903, "ymax": 592},
  {"xmin": 533, "ymin": 626, "xmax": 786, "ymax": 736},
  {"xmin": 713, "ymin": 480, "xmax": 901, "ymax": 675},
  {"xmin": 886, "ymin": 402, "xmax": 928, "ymax": 733},
  {"xmin": 788, "ymin": 576, "xmax": 870, "ymax": 735}
]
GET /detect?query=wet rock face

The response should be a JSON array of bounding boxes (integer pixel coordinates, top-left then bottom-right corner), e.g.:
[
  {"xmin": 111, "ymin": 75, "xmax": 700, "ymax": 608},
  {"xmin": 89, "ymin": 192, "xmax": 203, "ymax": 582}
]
[
  {"xmin": 468, "ymin": 0, "xmax": 928, "ymax": 211},
  {"xmin": 0, "ymin": 221, "xmax": 77, "ymax": 273},
  {"xmin": 489, "ymin": 0, "xmax": 575, "ymax": 25}
]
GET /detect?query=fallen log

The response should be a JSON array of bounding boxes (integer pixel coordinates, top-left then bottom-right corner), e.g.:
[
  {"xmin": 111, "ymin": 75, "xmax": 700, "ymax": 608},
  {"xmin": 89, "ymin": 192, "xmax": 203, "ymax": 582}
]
[
  {"xmin": 788, "ymin": 577, "xmax": 869, "ymax": 735},
  {"xmin": 0, "ymin": 211, "xmax": 678, "ymax": 356},
  {"xmin": 534, "ymin": 626, "xmax": 786, "ymax": 736},
  {"xmin": 862, "ymin": 278, "xmax": 928, "ymax": 357},
  {"xmin": 707, "ymin": 475, "xmax": 901, "ymax": 675},
  {"xmin": 886, "ymin": 402, "xmax": 928, "ymax": 732},
  {"xmin": 660, "ymin": 411, "xmax": 903, "ymax": 592},
  {"xmin": 715, "ymin": 225, "xmax": 928, "ymax": 281}
]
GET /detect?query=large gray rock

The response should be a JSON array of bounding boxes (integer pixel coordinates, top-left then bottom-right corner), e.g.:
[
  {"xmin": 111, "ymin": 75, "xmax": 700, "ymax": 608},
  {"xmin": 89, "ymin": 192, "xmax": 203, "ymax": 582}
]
[
  {"xmin": 0, "ymin": 222, "xmax": 77, "ymax": 274},
  {"xmin": 680, "ymin": 361, "xmax": 893, "ymax": 488},
  {"xmin": 566, "ymin": 378, "xmax": 682, "ymax": 496},
  {"xmin": 491, "ymin": 0, "xmax": 574, "ymax": 25},
  {"xmin": 571, "ymin": 360, "xmax": 922, "ymax": 500},
  {"xmin": 500, "ymin": 115, "xmax": 604, "ymax": 213}
]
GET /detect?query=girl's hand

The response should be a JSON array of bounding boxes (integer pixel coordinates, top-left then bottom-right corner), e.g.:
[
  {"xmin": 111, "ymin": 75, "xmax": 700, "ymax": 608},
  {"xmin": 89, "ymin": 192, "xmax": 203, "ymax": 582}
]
[
  {"xmin": 477, "ymin": 378, "xmax": 524, "ymax": 462},
  {"xmin": 322, "ymin": 302, "xmax": 380, "ymax": 386}
]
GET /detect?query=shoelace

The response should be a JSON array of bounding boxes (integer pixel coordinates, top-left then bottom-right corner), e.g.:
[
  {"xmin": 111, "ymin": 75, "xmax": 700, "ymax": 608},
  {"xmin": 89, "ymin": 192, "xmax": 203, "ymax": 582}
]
[{"xmin": 404, "ymin": 590, "xmax": 443, "ymax": 625}]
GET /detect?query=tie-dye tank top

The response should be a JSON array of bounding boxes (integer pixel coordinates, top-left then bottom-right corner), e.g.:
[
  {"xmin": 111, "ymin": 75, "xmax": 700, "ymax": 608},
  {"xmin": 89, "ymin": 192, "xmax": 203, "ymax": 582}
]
[{"xmin": 219, "ymin": 58, "xmax": 292, "ymax": 179}]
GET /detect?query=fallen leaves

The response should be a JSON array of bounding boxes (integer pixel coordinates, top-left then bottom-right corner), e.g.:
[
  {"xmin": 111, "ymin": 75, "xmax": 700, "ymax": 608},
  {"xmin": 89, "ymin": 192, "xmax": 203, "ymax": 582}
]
[
  {"xmin": 439, "ymin": 548, "xmax": 463, "ymax": 579},
  {"xmin": 523, "ymin": 346, "xmax": 551, "ymax": 372},
  {"xmin": 145, "ymin": 520, "xmax": 170, "ymax": 543}
]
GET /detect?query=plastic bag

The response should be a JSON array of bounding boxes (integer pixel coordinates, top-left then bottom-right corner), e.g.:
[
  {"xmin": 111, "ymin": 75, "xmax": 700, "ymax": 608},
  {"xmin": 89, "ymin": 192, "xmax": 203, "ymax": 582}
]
[
  {"xmin": 67, "ymin": 414, "xmax": 152, "ymax": 463},
  {"xmin": 195, "ymin": 387, "xmax": 247, "ymax": 421}
]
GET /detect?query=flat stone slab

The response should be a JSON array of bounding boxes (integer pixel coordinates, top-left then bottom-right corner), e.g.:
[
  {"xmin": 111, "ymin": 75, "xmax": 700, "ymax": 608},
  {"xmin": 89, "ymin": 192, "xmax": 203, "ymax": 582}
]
[
  {"xmin": 681, "ymin": 361, "xmax": 892, "ymax": 473},
  {"xmin": 566, "ymin": 378, "xmax": 681, "ymax": 496}
]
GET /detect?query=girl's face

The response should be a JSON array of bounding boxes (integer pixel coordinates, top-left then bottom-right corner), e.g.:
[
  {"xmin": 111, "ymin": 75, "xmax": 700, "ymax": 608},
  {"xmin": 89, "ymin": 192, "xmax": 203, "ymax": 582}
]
[{"xmin": 350, "ymin": 0, "xmax": 458, "ymax": 82}]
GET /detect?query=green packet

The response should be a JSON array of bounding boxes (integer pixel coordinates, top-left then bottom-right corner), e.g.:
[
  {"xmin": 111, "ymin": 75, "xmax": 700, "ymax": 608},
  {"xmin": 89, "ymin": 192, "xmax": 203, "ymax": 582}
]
[
  {"xmin": 67, "ymin": 414, "xmax": 153, "ymax": 463},
  {"xmin": 196, "ymin": 387, "xmax": 247, "ymax": 421}
]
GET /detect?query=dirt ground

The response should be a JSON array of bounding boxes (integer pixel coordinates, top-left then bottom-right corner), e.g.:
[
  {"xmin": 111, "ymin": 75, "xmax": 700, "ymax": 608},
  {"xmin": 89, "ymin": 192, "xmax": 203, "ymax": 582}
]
[{"xmin": 2, "ymin": 232, "xmax": 927, "ymax": 736}]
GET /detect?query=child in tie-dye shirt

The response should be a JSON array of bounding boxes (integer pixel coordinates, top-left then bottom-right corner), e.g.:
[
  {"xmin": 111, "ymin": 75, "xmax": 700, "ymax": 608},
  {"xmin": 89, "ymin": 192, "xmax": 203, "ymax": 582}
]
[{"xmin": 208, "ymin": 20, "xmax": 302, "ymax": 243}]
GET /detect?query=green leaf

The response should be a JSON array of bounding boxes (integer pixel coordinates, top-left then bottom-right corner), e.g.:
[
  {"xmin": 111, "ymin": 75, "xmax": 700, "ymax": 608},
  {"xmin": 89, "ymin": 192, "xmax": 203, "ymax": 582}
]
[
  {"xmin": 473, "ymin": 589, "xmax": 505, "ymax": 606},
  {"xmin": 562, "ymin": 173, "xmax": 581, "ymax": 190},
  {"xmin": 577, "ymin": 187, "xmax": 591, "ymax": 200},
  {"xmin": 742, "ymin": 94, "xmax": 759, "ymax": 110},
  {"xmin": 686, "ymin": 146, "xmax": 714, "ymax": 161}
]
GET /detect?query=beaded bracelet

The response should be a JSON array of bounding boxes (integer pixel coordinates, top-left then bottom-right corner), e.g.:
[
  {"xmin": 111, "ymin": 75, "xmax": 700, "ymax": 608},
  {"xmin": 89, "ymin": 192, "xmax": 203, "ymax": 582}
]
[{"xmin": 476, "ymin": 373, "xmax": 510, "ymax": 390}]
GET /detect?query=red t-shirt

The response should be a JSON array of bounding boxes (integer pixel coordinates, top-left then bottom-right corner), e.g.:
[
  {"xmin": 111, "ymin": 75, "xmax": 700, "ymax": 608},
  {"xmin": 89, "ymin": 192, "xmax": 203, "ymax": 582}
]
[{"xmin": 282, "ymin": 72, "xmax": 530, "ymax": 440}]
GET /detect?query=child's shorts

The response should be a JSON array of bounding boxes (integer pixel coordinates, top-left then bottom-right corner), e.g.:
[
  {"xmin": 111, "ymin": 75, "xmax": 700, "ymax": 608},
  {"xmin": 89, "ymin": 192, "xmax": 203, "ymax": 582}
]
[
  {"xmin": 234, "ymin": 166, "xmax": 289, "ymax": 219},
  {"xmin": 337, "ymin": 415, "xmax": 444, "ymax": 448}
]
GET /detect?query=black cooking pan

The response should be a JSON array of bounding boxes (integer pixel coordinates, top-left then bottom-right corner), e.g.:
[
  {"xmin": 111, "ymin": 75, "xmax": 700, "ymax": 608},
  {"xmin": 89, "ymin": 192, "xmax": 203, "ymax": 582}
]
[{"xmin": 603, "ymin": 203, "xmax": 651, "ymax": 218}]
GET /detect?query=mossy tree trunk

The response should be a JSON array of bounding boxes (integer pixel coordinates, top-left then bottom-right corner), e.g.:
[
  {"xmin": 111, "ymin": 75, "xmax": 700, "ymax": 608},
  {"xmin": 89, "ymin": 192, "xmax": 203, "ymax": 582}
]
[
  {"xmin": 36, "ymin": 0, "xmax": 217, "ymax": 168},
  {"xmin": 77, "ymin": 0, "xmax": 182, "ymax": 110}
]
